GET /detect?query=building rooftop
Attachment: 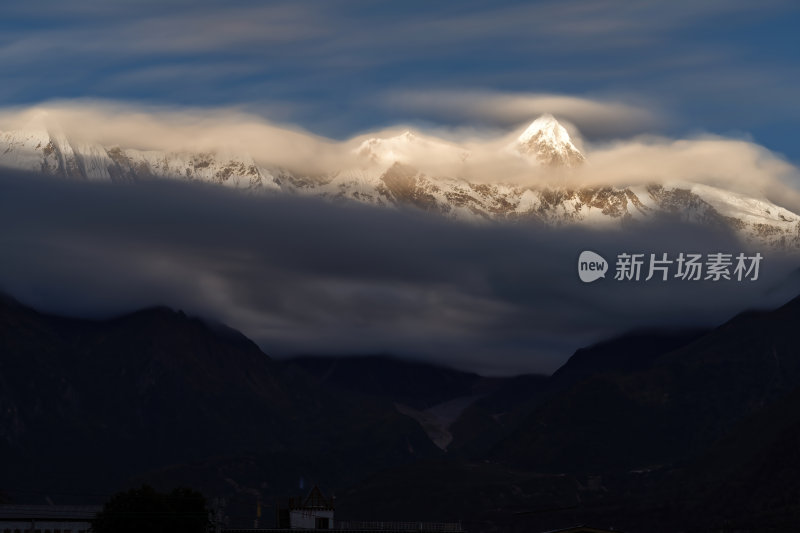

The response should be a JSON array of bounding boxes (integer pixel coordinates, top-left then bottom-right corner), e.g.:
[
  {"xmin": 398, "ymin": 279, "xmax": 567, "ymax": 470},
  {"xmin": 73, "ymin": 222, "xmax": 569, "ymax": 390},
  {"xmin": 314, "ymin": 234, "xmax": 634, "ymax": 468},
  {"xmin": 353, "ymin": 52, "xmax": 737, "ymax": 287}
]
[{"xmin": 0, "ymin": 505, "xmax": 102, "ymax": 521}]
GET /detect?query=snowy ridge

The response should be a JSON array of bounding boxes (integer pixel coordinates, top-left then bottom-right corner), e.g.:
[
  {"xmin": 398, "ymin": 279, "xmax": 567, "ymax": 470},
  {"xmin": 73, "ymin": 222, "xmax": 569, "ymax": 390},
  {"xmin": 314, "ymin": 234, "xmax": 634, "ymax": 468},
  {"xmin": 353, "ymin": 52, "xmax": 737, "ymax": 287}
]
[
  {"xmin": 1, "ymin": 117, "xmax": 799, "ymax": 249},
  {"xmin": 355, "ymin": 130, "xmax": 469, "ymax": 168},
  {"xmin": 0, "ymin": 129, "xmax": 59, "ymax": 174},
  {"xmin": 0, "ymin": 127, "xmax": 279, "ymax": 190}
]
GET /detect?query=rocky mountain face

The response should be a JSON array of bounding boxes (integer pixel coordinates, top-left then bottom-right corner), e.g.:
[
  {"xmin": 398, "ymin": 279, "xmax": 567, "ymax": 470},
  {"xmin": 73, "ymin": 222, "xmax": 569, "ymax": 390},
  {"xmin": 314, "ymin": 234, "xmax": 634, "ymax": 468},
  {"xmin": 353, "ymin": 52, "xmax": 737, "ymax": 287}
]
[{"xmin": 2, "ymin": 117, "xmax": 799, "ymax": 248}]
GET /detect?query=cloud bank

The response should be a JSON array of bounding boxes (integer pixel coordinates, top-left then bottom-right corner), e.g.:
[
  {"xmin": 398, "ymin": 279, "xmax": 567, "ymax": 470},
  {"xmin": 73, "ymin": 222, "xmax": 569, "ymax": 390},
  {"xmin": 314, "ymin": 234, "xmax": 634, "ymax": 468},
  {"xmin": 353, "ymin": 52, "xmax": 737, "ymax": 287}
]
[{"xmin": 2, "ymin": 170, "xmax": 799, "ymax": 375}]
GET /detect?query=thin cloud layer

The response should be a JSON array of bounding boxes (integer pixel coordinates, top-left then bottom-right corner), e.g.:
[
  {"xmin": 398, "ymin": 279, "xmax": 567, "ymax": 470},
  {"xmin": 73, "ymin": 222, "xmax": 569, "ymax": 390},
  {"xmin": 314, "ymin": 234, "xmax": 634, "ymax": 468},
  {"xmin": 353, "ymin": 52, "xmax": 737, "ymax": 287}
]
[
  {"xmin": 580, "ymin": 137, "xmax": 800, "ymax": 210},
  {"xmin": 0, "ymin": 102, "xmax": 343, "ymax": 174},
  {"xmin": 381, "ymin": 90, "xmax": 662, "ymax": 138},
  {"xmin": 1, "ymin": 0, "xmax": 796, "ymax": 156},
  {"xmin": 1, "ymin": 171, "xmax": 799, "ymax": 375}
]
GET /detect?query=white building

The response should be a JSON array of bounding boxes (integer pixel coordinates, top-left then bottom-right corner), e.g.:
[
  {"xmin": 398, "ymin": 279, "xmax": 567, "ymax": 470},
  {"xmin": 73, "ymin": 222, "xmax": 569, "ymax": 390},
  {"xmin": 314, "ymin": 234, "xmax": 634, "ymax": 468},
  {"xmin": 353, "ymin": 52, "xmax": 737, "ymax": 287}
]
[
  {"xmin": 226, "ymin": 486, "xmax": 463, "ymax": 533},
  {"xmin": 0, "ymin": 505, "xmax": 101, "ymax": 533},
  {"xmin": 277, "ymin": 486, "xmax": 334, "ymax": 530}
]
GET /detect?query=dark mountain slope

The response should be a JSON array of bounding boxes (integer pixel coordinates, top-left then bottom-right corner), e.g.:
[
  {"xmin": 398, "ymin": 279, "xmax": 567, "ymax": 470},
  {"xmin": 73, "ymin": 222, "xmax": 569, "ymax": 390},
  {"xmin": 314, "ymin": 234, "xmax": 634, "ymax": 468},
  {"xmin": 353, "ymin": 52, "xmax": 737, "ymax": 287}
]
[
  {"xmin": 489, "ymin": 295, "xmax": 800, "ymax": 473},
  {"xmin": 0, "ymin": 294, "xmax": 439, "ymax": 510},
  {"xmin": 447, "ymin": 330, "xmax": 703, "ymax": 459},
  {"xmin": 287, "ymin": 355, "xmax": 483, "ymax": 410}
]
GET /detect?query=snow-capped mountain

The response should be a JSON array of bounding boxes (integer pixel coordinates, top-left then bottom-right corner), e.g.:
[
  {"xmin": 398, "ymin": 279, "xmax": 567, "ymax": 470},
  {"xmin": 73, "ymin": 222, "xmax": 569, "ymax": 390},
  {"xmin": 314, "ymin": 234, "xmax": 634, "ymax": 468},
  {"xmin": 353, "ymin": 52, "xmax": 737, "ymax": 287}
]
[
  {"xmin": 1, "ymin": 116, "xmax": 798, "ymax": 248},
  {"xmin": 512, "ymin": 113, "xmax": 585, "ymax": 167},
  {"xmin": 0, "ymin": 128, "xmax": 272, "ymax": 188}
]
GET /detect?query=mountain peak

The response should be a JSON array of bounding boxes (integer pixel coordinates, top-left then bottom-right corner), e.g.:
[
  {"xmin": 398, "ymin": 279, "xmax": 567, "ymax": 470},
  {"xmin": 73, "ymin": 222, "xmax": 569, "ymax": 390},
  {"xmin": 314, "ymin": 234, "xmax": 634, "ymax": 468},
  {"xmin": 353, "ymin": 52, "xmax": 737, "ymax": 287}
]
[
  {"xmin": 515, "ymin": 114, "xmax": 585, "ymax": 167},
  {"xmin": 354, "ymin": 130, "xmax": 467, "ymax": 167},
  {"xmin": 518, "ymin": 114, "xmax": 565, "ymax": 143}
]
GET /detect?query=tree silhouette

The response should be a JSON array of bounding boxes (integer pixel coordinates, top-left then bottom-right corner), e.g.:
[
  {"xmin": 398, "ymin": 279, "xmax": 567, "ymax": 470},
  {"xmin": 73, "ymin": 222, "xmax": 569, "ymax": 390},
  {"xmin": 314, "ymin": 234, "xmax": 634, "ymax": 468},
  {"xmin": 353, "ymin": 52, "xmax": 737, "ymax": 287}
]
[{"xmin": 92, "ymin": 485, "xmax": 209, "ymax": 533}]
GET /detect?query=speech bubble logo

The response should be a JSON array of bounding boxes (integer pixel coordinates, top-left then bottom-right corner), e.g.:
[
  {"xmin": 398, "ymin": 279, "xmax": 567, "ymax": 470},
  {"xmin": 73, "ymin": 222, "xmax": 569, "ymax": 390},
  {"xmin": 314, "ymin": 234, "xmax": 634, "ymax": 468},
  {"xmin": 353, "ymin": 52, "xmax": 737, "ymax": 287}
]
[{"xmin": 578, "ymin": 250, "xmax": 608, "ymax": 283}]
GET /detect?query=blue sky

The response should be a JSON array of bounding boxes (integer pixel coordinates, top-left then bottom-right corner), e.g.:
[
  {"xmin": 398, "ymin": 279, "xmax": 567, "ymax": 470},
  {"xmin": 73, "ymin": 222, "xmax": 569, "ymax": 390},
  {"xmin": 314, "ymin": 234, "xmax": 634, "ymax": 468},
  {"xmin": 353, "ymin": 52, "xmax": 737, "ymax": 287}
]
[{"xmin": 1, "ymin": 0, "xmax": 798, "ymax": 160}]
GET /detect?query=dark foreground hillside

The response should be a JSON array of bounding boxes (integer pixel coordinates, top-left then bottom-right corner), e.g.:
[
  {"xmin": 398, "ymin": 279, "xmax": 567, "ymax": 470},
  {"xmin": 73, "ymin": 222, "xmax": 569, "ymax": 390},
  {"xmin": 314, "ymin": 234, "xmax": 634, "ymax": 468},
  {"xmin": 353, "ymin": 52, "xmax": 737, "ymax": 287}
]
[{"xmin": 4, "ymin": 291, "xmax": 800, "ymax": 531}]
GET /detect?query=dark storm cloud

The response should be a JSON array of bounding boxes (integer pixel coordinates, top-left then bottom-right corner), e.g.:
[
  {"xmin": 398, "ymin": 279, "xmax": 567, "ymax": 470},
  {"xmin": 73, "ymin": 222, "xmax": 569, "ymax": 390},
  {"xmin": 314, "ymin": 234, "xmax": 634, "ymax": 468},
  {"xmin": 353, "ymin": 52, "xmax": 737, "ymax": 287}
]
[{"xmin": 2, "ymin": 171, "xmax": 799, "ymax": 375}]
